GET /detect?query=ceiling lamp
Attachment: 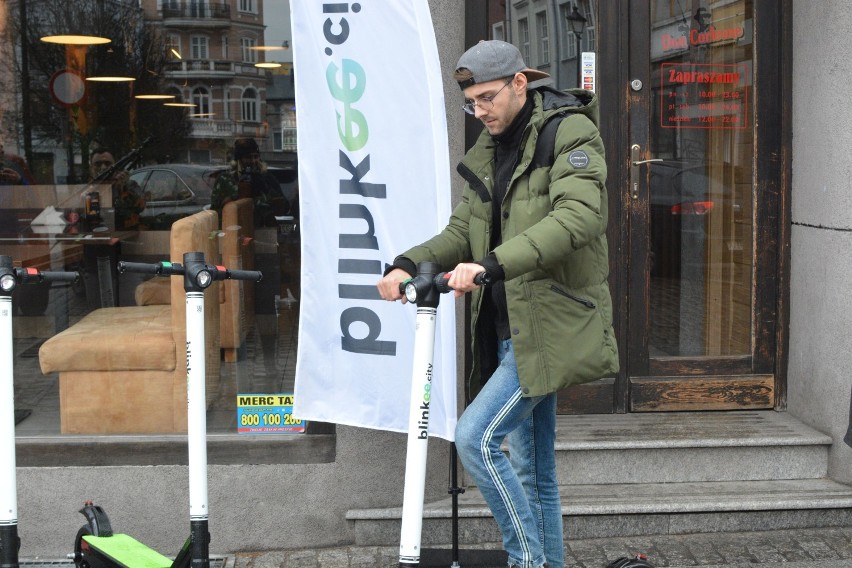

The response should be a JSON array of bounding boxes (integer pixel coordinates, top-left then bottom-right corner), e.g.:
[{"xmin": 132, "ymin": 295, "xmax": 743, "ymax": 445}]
[
  {"xmin": 135, "ymin": 94, "xmax": 176, "ymax": 100},
  {"xmin": 163, "ymin": 102, "xmax": 197, "ymax": 108},
  {"xmin": 86, "ymin": 76, "xmax": 136, "ymax": 82},
  {"xmin": 253, "ymin": 41, "xmax": 287, "ymax": 68},
  {"xmin": 41, "ymin": 35, "xmax": 111, "ymax": 45}
]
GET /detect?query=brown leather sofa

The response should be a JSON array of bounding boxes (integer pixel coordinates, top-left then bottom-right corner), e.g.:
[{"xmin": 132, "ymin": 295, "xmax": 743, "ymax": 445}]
[
  {"xmin": 38, "ymin": 210, "xmax": 221, "ymax": 434},
  {"xmin": 133, "ymin": 198, "xmax": 255, "ymax": 362}
]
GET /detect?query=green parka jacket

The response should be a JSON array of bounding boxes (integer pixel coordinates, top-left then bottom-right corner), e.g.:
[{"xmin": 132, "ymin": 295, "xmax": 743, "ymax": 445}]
[{"xmin": 401, "ymin": 87, "xmax": 619, "ymax": 401}]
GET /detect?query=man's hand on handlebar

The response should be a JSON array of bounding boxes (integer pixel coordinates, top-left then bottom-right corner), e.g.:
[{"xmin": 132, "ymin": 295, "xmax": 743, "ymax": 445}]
[
  {"xmin": 446, "ymin": 263, "xmax": 487, "ymax": 298},
  {"xmin": 377, "ymin": 264, "xmax": 488, "ymax": 303},
  {"xmin": 377, "ymin": 268, "xmax": 410, "ymax": 303}
]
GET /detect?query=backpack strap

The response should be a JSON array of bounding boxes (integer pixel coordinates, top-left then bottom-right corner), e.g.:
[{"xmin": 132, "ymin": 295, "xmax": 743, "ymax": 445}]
[{"xmin": 530, "ymin": 111, "xmax": 568, "ymax": 170}]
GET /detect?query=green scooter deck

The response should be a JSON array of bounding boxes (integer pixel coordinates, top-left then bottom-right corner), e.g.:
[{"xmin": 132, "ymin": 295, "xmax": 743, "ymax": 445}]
[{"xmin": 83, "ymin": 533, "xmax": 173, "ymax": 568}]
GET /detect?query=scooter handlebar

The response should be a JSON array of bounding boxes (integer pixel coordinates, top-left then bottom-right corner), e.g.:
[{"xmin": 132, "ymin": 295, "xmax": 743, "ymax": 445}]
[
  {"xmin": 434, "ymin": 272, "xmax": 453, "ymax": 295},
  {"xmin": 221, "ymin": 268, "xmax": 263, "ymax": 282},
  {"xmin": 37, "ymin": 270, "xmax": 80, "ymax": 283},
  {"xmin": 15, "ymin": 267, "xmax": 79, "ymax": 284},
  {"xmin": 433, "ymin": 271, "xmax": 491, "ymax": 294},
  {"xmin": 398, "ymin": 271, "xmax": 490, "ymax": 295},
  {"xmin": 118, "ymin": 261, "xmax": 181, "ymax": 276}
]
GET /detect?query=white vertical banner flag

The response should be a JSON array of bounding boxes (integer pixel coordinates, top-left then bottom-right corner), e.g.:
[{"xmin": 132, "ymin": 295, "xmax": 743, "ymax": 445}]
[{"xmin": 291, "ymin": 1, "xmax": 457, "ymax": 440}]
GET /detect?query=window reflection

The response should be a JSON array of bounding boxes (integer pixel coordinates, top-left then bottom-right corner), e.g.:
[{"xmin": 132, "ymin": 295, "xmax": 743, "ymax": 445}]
[
  {"xmin": 648, "ymin": 0, "xmax": 754, "ymax": 357},
  {"xmin": 2, "ymin": 0, "xmax": 299, "ymax": 440}
]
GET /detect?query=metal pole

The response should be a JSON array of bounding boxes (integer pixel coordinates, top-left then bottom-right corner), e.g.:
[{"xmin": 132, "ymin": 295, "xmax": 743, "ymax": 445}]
[
  {"xmin": 576, "ymin": 34, "xmax": 583, "ymax": 87},
  {"xmin": 450, "ymin": 443, "xmax": 461, "ymax": 567}
]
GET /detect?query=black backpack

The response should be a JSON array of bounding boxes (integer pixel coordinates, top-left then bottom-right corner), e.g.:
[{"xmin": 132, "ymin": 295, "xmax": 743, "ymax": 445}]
[
  {"xmin": 530, "ymin": 111, "xmax": 568, "ymax": 170},
  {"xmin": 605, "ymin": 554, "xmax": 655, "ymax": 568}
]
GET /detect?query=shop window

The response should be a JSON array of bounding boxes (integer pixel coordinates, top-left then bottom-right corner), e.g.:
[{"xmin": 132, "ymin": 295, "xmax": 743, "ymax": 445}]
[{"xmin": 2, "ymin": 0, "xmax": 318, "ymax": 466}]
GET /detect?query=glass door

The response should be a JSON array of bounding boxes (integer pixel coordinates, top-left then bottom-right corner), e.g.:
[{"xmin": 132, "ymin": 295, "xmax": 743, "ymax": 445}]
[
  {"xmin": 473, "ymin": 0, "xmax": 788, "ymax": 415},
  {"xmin": 623, "ymin": 0, "xmax": 783, "ymax": 412}
]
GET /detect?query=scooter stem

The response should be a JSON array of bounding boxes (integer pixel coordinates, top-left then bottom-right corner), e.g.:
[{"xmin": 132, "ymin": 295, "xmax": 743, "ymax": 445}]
[
  {"xmin": 0, "ymin": 256, "xmax": 19, "ymax": 568},
  {"xmin": 183, "ymin": 252, "xmax": 210, "ymax": 568},
  {"xmin": 398, "ymin": 262, "xmax": 441, "ymax": 566}
]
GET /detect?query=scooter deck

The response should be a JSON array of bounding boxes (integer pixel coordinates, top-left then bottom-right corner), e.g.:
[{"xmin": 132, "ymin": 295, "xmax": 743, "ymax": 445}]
[{"xmin": 82, "ymin": 533, "xmax": 173, "ymax": 568}]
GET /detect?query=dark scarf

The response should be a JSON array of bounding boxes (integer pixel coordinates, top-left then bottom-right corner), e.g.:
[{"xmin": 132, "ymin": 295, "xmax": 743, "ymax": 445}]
[
  {"xmin": 487, "ymin": 94, "xmax": 534, "ymax": 340},
  {"xmin": 491, "ymin": 94, "xmax": 534, "ymax": 233}
]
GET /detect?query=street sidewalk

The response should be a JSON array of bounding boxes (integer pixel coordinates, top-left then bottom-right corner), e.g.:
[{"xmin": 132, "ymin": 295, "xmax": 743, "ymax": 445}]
[{"xmin": 231, "ymin": 526, "xmax": 852, "ymax": 568}]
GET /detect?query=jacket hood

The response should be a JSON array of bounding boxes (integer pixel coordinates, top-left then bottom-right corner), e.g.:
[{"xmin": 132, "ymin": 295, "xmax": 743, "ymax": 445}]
[
  {"xmin": 536, "ymin": 86, "xmax": 600, "ymax": 127},
  {"xmin": 459, "ymin": 86, "xmax": 601, "ymax": 176}
]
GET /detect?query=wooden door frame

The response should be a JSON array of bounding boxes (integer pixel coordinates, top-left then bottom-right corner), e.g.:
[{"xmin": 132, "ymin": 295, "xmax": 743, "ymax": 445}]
[
  {"xmin": 463, "ymin": 0, "xmax": 792, "ymax": 414},
  {"xmin": 594, "ymin": 0, "xmax": 792, "ymax": 413}
]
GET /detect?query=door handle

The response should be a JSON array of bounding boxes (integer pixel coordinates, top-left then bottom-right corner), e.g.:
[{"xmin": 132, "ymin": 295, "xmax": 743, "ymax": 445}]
[{"xmin": 629, "ymin": 144, "xmax": 663, "ymax": 200}]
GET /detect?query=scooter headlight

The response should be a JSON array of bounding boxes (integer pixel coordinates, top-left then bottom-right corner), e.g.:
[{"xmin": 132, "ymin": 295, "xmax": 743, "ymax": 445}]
[
  {"xmin": 0, "ymin": 273, "xmax": 16, "ymax": 293},
  {"xmin": 195, "ymin": 268, "xmax": 213, "ymax": 289},
  {"xmin": 404, "ymin": 281, "xmax": 418, "ymax": 304}
]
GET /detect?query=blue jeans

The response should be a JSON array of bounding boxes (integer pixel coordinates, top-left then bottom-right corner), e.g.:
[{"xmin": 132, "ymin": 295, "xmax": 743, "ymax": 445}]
[{"xmin": 455, "ymin": 339, "xmax": 563, "ymax": 568}]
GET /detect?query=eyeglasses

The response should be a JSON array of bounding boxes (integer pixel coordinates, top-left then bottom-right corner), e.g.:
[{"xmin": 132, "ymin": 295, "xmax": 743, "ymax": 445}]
[
  {"xmin": 462, "ymin": 79, "xmax": 513, "ymax": 115},
  {"xmin": 92, "ymin": 160, "xmax": 114, "ymax": 168}
]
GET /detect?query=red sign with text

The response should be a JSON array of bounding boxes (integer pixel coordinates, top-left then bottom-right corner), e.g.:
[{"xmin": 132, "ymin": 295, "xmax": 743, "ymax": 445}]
[{"xmin": 660, "ymin": 63, "xmax": 748, "ymax": 130}]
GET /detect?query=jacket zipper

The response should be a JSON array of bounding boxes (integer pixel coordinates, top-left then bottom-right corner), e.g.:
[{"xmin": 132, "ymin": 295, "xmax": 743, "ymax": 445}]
[{"xmin": 550, "ymin": 285, "xmax": 596, "ymax": 309}]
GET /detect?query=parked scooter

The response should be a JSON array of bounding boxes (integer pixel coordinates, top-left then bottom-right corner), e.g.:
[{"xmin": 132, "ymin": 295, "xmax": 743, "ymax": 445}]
[
  {"xmin": 71, "ymin": 251, "xmax": 261, "ymax": 568},
  {"xmin": 0, "ymin": 256, "xmax": 79, "ymax": 568}
]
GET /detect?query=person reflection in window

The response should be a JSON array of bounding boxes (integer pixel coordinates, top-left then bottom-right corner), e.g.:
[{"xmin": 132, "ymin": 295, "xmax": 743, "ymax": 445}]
[
  {"xmin": 0, "ymin": 140, "xmax": 35, "ymax": 185},
  {"xmin": 90, "ymin": 147, "xmax": 146, "ymax": 229},
  {"xmin": 211, "ymin": 137, "xmax": 288, "ymax": 227}
]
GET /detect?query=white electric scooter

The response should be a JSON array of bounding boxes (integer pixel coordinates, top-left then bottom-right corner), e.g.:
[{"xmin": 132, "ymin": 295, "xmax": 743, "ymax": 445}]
[
  {"xmin": 397, "ymin": 264, "xmax": 653, "ymax": 568},
  {"xmin": 396, "ymin": 261, "xmax": 493, "ymax": 568},
  {"xmin": 0, "ymin": 256, "xmax": 79, "ymax": 568},
  {"xmin": 71, "ymin": 251, "xmax": 261, "ymax": 568}
]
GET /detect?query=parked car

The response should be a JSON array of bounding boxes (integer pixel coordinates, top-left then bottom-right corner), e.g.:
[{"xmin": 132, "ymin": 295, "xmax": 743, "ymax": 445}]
[
  {"xmin": 648, "ymin": 159, "xmax": 742, "ymax": 278},
  {"xmin": 127, "ymin": 163, "xmax": 227, "ymax": 229}
]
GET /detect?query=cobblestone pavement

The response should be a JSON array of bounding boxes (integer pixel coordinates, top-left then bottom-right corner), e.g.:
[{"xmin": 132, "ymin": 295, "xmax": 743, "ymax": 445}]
[{"xmin": 232, "ymin": 527, "xmax": 852, "ymax": 568}]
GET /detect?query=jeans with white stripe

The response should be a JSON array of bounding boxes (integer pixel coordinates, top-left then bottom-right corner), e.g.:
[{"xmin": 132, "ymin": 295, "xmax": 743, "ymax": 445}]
[{"xmin": 455, "ymin": 339, "xmax": 563, "ymax": 568}]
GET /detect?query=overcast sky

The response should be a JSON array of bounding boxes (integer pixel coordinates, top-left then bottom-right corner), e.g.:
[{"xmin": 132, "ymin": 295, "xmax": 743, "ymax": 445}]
[{"xmin": 264, "ymin": 1, "xmax": 293, "ymax": 63}]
